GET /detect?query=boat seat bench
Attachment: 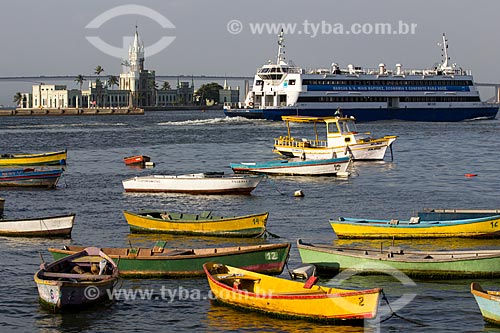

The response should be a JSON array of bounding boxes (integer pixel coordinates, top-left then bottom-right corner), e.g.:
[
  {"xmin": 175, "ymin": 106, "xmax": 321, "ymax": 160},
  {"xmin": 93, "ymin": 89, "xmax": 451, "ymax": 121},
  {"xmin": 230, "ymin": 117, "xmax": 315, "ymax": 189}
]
[{"xmin": 41, "ymin": 272, "xmax": 113, "ymax": 280}]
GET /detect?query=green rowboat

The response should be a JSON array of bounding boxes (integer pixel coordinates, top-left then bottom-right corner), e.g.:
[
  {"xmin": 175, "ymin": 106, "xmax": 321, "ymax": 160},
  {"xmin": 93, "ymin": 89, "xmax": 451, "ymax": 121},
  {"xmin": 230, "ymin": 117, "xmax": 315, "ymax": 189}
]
[
  {"xmin": 297, "ymin": 239, "xmax": 500, "ymax": 279},
  {"xmin": 49, "ymin": 241, "xmax": 290, "ymax": 278}
]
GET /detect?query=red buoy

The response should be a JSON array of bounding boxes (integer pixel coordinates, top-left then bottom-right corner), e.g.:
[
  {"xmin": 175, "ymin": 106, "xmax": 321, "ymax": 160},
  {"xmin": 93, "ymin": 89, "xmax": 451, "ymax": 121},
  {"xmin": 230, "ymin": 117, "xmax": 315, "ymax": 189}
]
[{"xmin": 465, "ymin": 173, "xmax": 478, "ymax": 178}]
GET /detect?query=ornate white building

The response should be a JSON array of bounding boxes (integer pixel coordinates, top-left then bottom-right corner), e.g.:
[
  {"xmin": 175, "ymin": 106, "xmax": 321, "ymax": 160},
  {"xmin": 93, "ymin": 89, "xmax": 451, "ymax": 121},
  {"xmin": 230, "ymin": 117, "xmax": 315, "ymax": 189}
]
[
  {"xmin": 119, "ymin": 28, "xmax": 156, "ymax": 107},
  {"xmin": 19, "ymin": 27, "xmax": 195, "ymax": 109}
]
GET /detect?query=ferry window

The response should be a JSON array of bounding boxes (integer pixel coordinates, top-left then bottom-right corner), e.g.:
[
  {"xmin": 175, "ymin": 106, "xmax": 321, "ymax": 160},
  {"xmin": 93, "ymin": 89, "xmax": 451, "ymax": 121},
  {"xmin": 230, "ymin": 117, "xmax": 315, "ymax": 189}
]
[{"xmin": 289, "ymin": 80, "xmax": 296, "ymax": 85}]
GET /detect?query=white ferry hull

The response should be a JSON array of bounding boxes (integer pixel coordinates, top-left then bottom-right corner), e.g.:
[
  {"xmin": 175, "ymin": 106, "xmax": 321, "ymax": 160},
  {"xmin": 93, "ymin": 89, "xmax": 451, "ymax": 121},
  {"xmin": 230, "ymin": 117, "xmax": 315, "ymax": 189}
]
[{"xmin": 246, "ymin": 105, "xmax": 499, "ymax": 122}]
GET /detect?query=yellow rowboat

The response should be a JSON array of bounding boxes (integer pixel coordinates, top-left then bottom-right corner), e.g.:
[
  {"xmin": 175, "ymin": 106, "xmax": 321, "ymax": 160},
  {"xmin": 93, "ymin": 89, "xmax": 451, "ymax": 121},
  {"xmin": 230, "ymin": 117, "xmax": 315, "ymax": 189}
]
[
  {"xmin": 331, "ymin": 214, "xmax": 500, "ymax": 239},
  {"xmin": 124, "ymin": 210, "xmax": 268, "ymax": 237},
  {"xmin": 203, "ymin": 263, "xmax": 381, "ymax": 323},
  {"xmin": 0, "ymin": 150, "xmax": 67, "ymax": 166}
]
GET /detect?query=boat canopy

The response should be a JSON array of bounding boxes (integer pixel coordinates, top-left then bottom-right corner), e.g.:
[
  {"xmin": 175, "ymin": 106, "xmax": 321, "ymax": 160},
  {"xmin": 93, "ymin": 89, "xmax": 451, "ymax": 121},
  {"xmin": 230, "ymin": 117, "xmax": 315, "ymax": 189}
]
[{"xmin": 281, "ymin": 116, "xmax": 355, "ymax": 123}]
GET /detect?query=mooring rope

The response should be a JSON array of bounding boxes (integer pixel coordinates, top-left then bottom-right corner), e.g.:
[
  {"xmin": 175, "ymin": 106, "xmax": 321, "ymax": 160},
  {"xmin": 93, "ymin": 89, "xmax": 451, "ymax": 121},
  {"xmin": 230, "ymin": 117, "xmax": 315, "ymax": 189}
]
[
  {"xmin": 379, "ymin": 290, "xmax": 426, "ymax": 326},
  {"xmin": 263, "ymin": 175, "xmax": 285, "ymax": 196},
  {"xmin": 262, "ymin": 229, "xmax": 281, "ymax": 239}
]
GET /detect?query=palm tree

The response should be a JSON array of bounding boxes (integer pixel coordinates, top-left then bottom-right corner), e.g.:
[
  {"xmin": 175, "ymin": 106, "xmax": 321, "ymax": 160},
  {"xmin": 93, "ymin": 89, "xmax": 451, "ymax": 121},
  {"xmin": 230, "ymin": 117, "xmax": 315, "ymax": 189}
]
[
  {"xmin": 94, "ymin": 65, "xmax": 104, "ymax": 77},
  {"xmin": 107, "ymin": 75, "xmax": 119, "ymax": 108},
  {"xmin": 149, "ymin": 80, "xmax": 158, "ymax": 106},
  {"xmin": 161, "ymin": 81, "xmax": 171, "ymax": 90},
  {"xmin": 107, "ymin": 75, "xmax": 119, "ymax": 89},
  {"xmin": 13, "ymin": 92, "xmax": 23, "ymax": 108},
  {"xmin": 94, "ymin": 66, "xmax": 104, "ymax": 107},
  {"xmin": 74, "ymin": 74, "xmax": 85, "ymax": 90}
]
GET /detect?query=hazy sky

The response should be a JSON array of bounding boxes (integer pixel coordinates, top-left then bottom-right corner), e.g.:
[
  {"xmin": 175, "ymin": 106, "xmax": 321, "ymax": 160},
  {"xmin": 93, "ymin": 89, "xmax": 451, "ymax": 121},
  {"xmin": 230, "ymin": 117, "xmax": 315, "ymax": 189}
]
[{"xmin": 1, "ymin": 0, "xmax": 499, "ymax": 105}]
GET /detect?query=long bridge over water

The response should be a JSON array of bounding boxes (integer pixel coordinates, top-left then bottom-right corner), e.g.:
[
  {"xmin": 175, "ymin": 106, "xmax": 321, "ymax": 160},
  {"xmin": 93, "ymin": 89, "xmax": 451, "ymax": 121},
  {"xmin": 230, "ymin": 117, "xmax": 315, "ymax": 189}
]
[{"xmin": 1, "ymin": 76, "xmax": 499, "ymax": 102}]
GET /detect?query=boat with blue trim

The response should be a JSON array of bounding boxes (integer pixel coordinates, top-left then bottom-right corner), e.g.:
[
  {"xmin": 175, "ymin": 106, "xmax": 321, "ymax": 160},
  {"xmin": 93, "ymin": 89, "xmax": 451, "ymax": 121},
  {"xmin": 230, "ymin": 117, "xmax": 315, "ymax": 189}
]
[
  {"xmin": 0, "ymin": 167, "xmax": 63, "ymax": 188},
  {"xmin": 224, "ymin": 31, "xmax": 498, "ymax": 122},
  {"xmin": 230, "ymin": 156, "xmax": 350, "ymax": 176}
]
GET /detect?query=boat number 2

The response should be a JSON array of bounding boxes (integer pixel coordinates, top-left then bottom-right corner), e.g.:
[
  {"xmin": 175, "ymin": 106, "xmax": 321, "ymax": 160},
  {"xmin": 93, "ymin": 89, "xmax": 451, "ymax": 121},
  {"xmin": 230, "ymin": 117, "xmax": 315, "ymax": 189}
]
[
  {"xmin": 359, "ymin": 296, "xmax": 364, "ymax": 306},
  {"xmin": 491, "ymin": 221, "xmax": 498, "ymax": 228}
]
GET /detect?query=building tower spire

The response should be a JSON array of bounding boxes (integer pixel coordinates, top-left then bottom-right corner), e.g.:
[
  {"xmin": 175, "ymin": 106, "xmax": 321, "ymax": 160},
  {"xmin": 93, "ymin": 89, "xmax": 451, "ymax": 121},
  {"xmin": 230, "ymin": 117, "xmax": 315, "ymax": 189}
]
[{"xmin": 129, "ymin": 25, "xmax": 145, "ymax": 72}]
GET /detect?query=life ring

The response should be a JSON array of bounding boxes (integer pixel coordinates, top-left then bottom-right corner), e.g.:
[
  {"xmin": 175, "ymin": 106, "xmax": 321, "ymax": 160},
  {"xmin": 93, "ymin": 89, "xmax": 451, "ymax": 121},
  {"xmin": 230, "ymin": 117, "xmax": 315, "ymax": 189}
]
[{"xmin": 248, "ymin": 102, "xmax": 253, "ymax": 107}]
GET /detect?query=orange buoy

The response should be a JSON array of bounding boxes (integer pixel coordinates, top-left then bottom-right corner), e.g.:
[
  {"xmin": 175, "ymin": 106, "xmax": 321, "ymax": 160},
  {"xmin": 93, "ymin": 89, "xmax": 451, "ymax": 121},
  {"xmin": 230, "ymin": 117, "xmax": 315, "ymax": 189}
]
[{"xmin": 465, "ymin": 173, "xmax": 478, "ymax": 178}]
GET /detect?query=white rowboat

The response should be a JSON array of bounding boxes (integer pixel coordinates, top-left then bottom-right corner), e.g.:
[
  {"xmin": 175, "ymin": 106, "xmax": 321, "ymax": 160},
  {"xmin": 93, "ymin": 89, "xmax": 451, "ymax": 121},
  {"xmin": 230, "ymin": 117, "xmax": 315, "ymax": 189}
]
[
  {"xmin": 122, "ymin": 173, "xmax": 264, "ymax": 195},
  {"xmin": 0, "ymin": 214, "xmax": 75, "ymax": 237}
]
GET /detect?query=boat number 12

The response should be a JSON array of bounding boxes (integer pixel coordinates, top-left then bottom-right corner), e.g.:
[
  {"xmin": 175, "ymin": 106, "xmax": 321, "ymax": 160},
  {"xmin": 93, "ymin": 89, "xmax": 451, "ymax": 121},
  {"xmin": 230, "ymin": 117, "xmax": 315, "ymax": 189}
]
[
  {"xmin": 265, "ymin": 251, "xmax": 279, "ymax": 261},
  {"xmin": 491, "ymin": 221, "xmax": 498, "ymax": 228}
]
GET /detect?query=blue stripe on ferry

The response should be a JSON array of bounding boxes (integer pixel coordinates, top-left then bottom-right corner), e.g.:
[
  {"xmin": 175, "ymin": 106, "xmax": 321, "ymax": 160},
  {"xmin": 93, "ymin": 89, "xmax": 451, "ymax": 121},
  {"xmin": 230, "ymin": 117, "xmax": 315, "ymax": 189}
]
[
  {"xmin": 260, "ymin": 106, "xmax": 499, "ymax": 122},
  {"xmin": 307, "ymin": 85, "xmax": 470, "ymax": 92}
]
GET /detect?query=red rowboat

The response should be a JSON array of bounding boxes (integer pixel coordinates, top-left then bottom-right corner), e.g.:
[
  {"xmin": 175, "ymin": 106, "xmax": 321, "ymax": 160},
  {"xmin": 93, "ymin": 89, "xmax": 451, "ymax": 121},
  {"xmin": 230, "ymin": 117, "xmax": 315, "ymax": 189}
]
[{"xmin": 123, "ymin": 155, "xmax": 151, "ymax": 167}]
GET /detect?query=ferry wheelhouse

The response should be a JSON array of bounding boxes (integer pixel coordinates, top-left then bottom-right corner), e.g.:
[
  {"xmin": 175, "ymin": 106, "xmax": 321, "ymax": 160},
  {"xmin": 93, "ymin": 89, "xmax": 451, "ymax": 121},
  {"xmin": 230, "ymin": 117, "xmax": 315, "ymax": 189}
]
[{"xmin": 224, "ymin": 31, "xmax": 498, "ymax": 122}]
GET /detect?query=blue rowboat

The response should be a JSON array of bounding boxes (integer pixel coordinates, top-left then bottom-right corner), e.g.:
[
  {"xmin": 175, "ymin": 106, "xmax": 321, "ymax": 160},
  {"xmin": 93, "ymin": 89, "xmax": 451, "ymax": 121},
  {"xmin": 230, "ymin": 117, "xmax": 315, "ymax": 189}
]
[
  {"xmin": 471, "ymin": 283, "xmax": 500, "ymax": 325},
  {"xmin": 0, "ymin": 168, "xmax": 63, "ymax": 188},
  {"xmin": 230, "ymin": 156, "xmax": 350, "ymax": 176}
]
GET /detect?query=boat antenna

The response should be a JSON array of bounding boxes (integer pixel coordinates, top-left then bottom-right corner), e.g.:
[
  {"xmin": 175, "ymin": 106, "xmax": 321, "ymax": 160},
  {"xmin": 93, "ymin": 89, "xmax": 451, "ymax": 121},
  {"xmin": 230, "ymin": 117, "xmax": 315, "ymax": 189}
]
[{"xmin": 276, "ymin": 28, "xmax": 286, "ymax": 65}]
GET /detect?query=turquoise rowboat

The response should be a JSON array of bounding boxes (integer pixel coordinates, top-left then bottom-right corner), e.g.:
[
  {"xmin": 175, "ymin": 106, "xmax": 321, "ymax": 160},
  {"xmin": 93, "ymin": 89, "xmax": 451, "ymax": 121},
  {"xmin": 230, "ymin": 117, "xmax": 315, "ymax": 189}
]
[
  {"xmin": 297, "ymin": 239, "xmax": 500, "ymax": 278},
  {"xmin": 331, "ymin": 211, "xmax": 500, "ymax": 239},
  {"xmin": 48, "ymin": 242, "xmax": 291, "ymax": 278},
  {"xmin": 471, "ymin": 283, "xmax": 500, "ymax": 325},
  {"xmin": 230, "ymin": 156, "xmax": 350, "ymax": 176}
]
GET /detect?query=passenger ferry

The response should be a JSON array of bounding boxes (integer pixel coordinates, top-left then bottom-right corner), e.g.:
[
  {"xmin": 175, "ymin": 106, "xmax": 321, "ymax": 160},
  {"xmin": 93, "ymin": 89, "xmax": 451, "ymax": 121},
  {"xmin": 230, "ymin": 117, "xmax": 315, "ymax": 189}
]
[{"xmin": 224, "ymin": 31, "xmax": 498, "ymax": 122}]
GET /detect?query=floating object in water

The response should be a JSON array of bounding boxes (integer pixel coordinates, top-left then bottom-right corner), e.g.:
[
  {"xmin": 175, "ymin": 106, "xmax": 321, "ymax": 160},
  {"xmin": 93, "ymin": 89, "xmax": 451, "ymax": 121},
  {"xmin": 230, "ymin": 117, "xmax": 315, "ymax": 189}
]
[
  {"xmin": 145, "ymin": 161, "xmax": 155, "ymax": 168},
  {"xmin": 465, "ymin": 173, "xmax": 478, "ymax": 178},
  {"xmin": 294, "ymin": 190, "xmax": 304, "ymax": 197}
]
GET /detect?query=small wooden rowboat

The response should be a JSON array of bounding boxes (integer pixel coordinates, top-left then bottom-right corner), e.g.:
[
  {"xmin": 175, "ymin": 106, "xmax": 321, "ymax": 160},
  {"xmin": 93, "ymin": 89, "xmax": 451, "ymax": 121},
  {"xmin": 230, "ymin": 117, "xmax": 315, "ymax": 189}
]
[
  {"xmin": 471, "ymin": 282, "xmax": 500, "ymax": 325},
  {"xmin": 124, "ymin": 210, "xmax": 268, "ymax": 237},
  {"xmin": 297, "ymin": 239, "xmax": 500, "ymax": 278},
  {"xmin": 230, "ymin": 156, "xmax": 350, "ymax": 176},
  {"xmin": 122, "ymin": 173, "xmax": 263, "ymax": 195},
  {"xmin": 0, "ymin": 150, "xmax": 67, "ymax": 166},
  {"xmin": 34, "ymin": 247, "xmax": 118, "ymax": 311},
  {"xmin": 123, "ymin": 155, "xmax": 151, "ymax": 167},
  {"xmin": 48, "ymin": 242, "xmax": 290, "ymax": 278},
  {"xmin": 203, "ymin": 263, "xmax": 381, "ymax": 322},
  {"xmin": 330, "ymin": 212, "xmax": 500, "ymax": 239},
  {"xmin": 0, "ymin": 214, "xmax": 75, "ymax": 237},
  {"xmin": 0, "ymin": 167, "xmax": 63, "ymax": 189}
]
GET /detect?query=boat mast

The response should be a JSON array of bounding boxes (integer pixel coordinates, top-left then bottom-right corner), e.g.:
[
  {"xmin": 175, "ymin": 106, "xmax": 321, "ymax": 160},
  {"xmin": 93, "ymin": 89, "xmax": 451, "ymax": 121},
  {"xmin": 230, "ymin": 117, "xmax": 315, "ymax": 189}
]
[
  {"xmin": 441, "ymin": 33, "xmax": 450, "ymax": 69},
  {"xmin": 276, "ymin": 28, "xmax": 286, "ymax": 65},
  {"xmin": 437, "ymin": 33, "xmax": 454, "ymax": 72}
]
